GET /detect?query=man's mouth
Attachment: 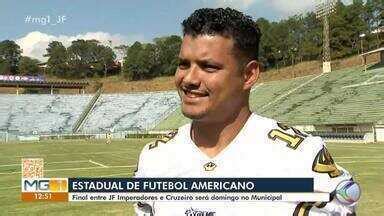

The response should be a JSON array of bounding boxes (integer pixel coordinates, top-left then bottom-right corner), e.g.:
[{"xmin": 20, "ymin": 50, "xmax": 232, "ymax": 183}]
[{"xmin": 182, "ymin": 88, "xmax": 209, "ymax": 98}]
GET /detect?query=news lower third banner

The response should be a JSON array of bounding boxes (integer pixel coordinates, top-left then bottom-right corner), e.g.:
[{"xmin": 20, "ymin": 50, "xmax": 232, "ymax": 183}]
[{"xmin": 21, "ymin": 178, "xmax": 330, "ymax": 202}]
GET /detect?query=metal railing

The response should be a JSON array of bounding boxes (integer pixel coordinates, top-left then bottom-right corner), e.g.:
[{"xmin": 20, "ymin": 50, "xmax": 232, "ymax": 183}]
[{"xmin": 72, "ymin": 87, "xmax": 103, "ymax": 133}]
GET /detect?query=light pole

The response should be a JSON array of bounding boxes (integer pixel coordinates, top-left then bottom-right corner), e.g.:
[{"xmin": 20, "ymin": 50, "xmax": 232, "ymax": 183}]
[
  {"xmin": 105, "ymin": 40, "xmax": 113, "ymax": 78},
  {"xmin": 316, "ymin": 0, "xmax": 337, "ymax": 73},
  {"xmin": 359, "ymin": 33, "xmax": 366, "ymax": 54},
  {"xmin": 276, "ymin": 50, "xmax": 281, "ymax": 72},
  {"xmin": 359, "ymin": 33, "xmax": 367, "ymax": 72},
  {"xmin": 291, "ymin": 48, "xmax": 297, "ymax": 78}
]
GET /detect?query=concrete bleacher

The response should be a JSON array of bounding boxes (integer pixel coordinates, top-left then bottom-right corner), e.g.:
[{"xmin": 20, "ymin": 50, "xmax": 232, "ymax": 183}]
[
  {"xmin": 249, "ymin": 75, "xmax": 314, "ymax": 111},
  {"xmin": 0, "ymin": 91, "xmax": 180, "ymax": 135},
  {"xmin": 0, "ymin": 94, "xmax": 92, "ymax": 134},
  {"xmin": 81, "ymin": 91, "xmax": 179, "ymax": 132},
  {"xmin": 1, "ymin": 64, "xmax": 382, "ymax": 138},
  {"xmin": 255, "ymin": 65, "xmax": 384, "ymax": 125},
  {"xmin": 155, "ymin": 64, "xmax": 384, "ymax": 130}
]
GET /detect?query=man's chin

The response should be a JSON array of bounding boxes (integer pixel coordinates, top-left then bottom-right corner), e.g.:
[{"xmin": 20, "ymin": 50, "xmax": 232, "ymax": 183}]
[
  {"xmin": 182, "ymin": 111, "xmax": 204, "ymax": 120},
  {"xmin": 181, "ymin": 108, "xmax": 207, "ymax": 120}
]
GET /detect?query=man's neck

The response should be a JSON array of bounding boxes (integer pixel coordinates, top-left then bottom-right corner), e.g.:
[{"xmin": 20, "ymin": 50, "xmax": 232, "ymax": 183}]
[{"xmin": 191, "ymin": 107, "xmax": 252, "ymax": 158}]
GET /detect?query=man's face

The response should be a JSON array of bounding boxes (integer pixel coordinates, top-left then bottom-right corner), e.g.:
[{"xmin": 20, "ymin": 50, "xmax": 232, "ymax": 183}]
[{"xmin": 175, "ymin": 34, "xmax": 248, "ymax": 122}]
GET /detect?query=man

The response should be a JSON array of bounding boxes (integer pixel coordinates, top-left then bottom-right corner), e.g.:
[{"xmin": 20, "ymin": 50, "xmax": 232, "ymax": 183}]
[
  {"xmin": 106, "ymin": 130, "xmax": 112, "ymax": 145},
  {"xmin": 135, "ymin": 8, "xmax": 357, "ymax": 215}
]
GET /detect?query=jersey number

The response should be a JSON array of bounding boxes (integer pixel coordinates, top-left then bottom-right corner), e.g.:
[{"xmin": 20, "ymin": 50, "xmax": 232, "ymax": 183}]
[
  {"xmin": 268, "ymin": 123, "xmax": 307, "ymax": 150},
  {"xmin": 312, "ymin": 147, "xmax": 342, "ymax": 178}
]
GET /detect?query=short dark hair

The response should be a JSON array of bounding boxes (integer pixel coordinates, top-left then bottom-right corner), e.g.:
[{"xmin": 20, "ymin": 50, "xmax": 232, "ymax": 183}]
[{"xmin": 182, "ymin": 7, "xmax": 261, "ymax": 61}]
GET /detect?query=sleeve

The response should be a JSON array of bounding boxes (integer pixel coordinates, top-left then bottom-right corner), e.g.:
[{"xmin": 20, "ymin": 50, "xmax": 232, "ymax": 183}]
[
  {"xmin": 133, "ymin": 143, "xmax": 155, "ymax": 216},
  {"xmin": 294, "ymin": 138, "xmax": 359, "ymax": 216},
  {"xmin": 133, "ymin": 130, "xmax": 179, "ymax": 215}
]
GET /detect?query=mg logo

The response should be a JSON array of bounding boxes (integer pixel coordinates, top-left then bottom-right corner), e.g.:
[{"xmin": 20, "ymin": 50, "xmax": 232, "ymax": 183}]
[
  {"xmin": 24, "ymin": 179, "xmax": 49, "ymax": 191},
  {"xmin": 22, "ymin": 178, "xmax": 68, "ymax": 192}
]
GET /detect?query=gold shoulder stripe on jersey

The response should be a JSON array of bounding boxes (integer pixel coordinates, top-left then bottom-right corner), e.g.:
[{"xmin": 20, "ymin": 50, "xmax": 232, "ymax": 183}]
[
  {"xmin": 148, "ymin": 129, "xmax": 178, "ymax": 150},
  {"xmin": 268, "ymin": 122, "xmax": 307, "ymax": 150},
  {"xmin": 312, "ymin": 146, "xmax": 343, "ymax": 178},
  {"xmin": 293, "ymin": 202, "xmax": 313, "ymax": 216},
  {"xmin": 293, "ymin": 201, "xmax": 328, "ymax": 216}
]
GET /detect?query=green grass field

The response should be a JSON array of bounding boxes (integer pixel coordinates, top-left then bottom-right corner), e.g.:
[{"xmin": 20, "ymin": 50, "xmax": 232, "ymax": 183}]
[{"xmin": 0, "ymin": 139, "xmax": 383, "ymax": 215}]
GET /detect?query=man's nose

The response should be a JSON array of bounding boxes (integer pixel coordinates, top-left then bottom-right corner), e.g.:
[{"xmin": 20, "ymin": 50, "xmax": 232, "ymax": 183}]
[{"xmin": 182, "ymin": 65, "xmax": 201, "ymax": 87}]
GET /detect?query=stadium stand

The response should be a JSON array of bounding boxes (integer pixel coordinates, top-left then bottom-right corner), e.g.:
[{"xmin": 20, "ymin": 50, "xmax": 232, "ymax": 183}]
[
  {"xmin": 0, "ymin": 91, "xmax": 180, "ymax": 138},
  {"xmin": 1, "ymin": 64, "xmax": 383, "ymax": 143},
  {"xmin": 79, "ymin": 91, "xmax": 180, "ymax": 133},
  {"xmin": 254, "ymin": 66, "xmax": 384, "ymax": 125},
  {"xmin": 0, "ymin": 94, "xmax": 92, "ymax": 134},
  {"xmin": 154, "ymin": 64, "xmax": 384, "ymax": 142},
  {"xmin": 250, "ymin": 75, "xmax": 316, "ymax": 111}
]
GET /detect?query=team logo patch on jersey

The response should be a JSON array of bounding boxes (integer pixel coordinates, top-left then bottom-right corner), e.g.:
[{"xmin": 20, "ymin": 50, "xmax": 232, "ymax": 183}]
[
  {"xmin": 203, "ymin": 162, "xmax": 217, "ymax": 171},
  {"xmin": 312, "ymin": 146, "xmax": 342, "ymax": 178},
  {"xmin": 185, "ymin": 208, "xmax": 216, "ymax": 216}
]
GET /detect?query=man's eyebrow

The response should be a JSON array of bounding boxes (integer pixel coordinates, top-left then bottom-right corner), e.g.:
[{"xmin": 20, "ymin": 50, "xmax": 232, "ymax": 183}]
[
  {"xmin": 177, "ymin": 57, "xmax": 223, "ymax": 68},
  {"xmin": 196, "ymin": 59, "xmax": 223, "ymax": 67}
]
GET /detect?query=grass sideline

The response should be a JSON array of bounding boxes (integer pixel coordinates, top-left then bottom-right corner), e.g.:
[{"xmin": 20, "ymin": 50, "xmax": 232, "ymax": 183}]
[
  {"xmin": 0, "ymin": 139, "xmax": 153, "ymax": 215},
  {"xmin": 0, "ymin": 139, "xmax": 383, "ymax": 215}
]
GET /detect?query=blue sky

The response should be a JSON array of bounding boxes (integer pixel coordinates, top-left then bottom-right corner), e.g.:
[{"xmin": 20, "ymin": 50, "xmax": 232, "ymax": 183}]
[{"xmin": 0, "ymin": 0, "xmax": 352, "ymax": 60}]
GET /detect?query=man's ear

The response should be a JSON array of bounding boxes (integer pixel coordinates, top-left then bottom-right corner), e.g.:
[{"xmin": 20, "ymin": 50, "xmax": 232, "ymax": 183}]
[{"xmin": 242, "ymin": 60, "xmax": 260, "ymax": 91}]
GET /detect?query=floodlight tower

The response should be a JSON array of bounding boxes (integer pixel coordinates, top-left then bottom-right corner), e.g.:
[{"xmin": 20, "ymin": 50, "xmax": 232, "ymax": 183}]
[{"xmin": 316, "ymin": 0, "xmax": 337, "ymax": 73}]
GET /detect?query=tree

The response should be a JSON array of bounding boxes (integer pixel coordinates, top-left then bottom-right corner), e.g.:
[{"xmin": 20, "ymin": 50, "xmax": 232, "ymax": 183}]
[
  {"xmin": 154, "ymin": 35, "xmax": 182, "ymax": 76},
  {"xmin": 332, "ymin": 1, "xmax": 370, "ymax": 58},
  {"xmin": 253, "ymin": 0, "xmax": 379, "ymax": 70},
  {"xmin": 35, "ymin": 1, "xmax": 382, "ymax": 79},
  {"xmin": 364, "ymin": 0, "xmax": 384, "ymax": 48},
  {"xmin": 92, "ymin": 45, "xmax": 115, "ymax": 77},
  {"xmin": 256, "ymin": 18, "xmax": 276, "ymax": 68},
  {"xmin": 301, "ymin": 12, "xmax": 322, "ymax": 61},
  {"xmin": 270, "ymin": 21, "xmax": 291, "ymax": 66},
  {"xmin": 67, "ymin": 39, "xmax": 116, "ymax": 78},
  {"xmin": 0, "ymin": 40, "xmax": 22, "ymax": 74},
  {"xmin": 67, "ymin": 39, "xmax": 94, "ymax": 78},
  {"xmin": 122, "ymin": 42, "xmax": 143, "ymax": 80},
  {"xmin": 18, "ymin": 56, "xmax": 40, "ymax": 75},
  {"xmin": 45, "ymin": 41, "xmax": 68, "ymax": 77}
]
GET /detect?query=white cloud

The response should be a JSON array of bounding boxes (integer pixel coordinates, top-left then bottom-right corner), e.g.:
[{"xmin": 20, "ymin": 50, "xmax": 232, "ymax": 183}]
[{"xmin": 15, "ymin": 31, "xmax": 144, "ymax": 61}]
